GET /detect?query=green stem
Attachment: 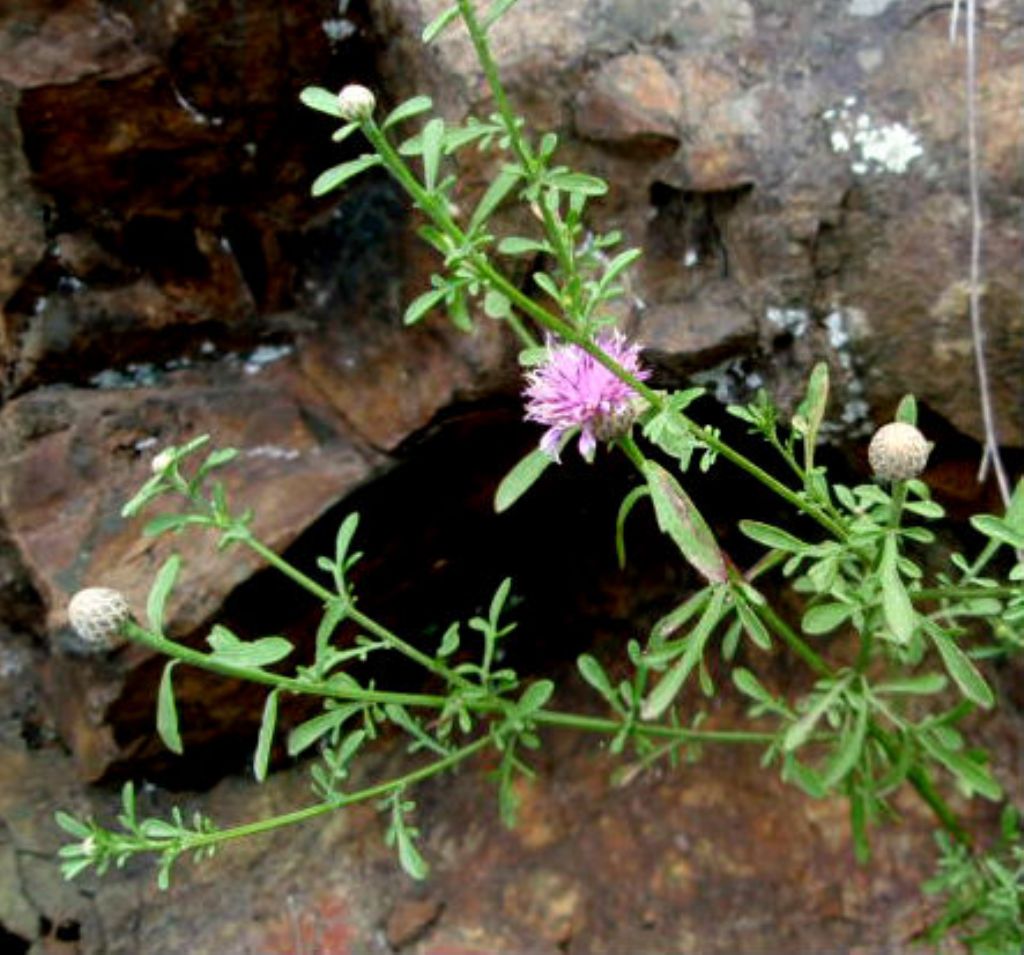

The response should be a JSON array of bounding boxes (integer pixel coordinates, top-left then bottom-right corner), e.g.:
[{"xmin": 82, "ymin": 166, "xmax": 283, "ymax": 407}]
[
  {"xmin": 455, "ymin": 0, "xmax": 536, "ymax": 173},
  {"xmin": 753, "ymin": 602, "xmax": 833, "ymax": 678},
  {"xmin": 170, "ymin": 736, "xmax": 491, "ymax": 854},
  {"xmin": 914, "ymin": 585, "xmax": 1020, "ymax": 603},
  {"xmin": 241, "ymin": 534, "xmax": 476, "ymax": 692},
  {"xmin": 870, "ymin": 725, "xmax": 970, "ymax": 845}
]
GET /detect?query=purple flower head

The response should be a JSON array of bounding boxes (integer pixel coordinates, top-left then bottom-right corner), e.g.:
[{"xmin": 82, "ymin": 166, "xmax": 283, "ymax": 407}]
[{"xmin": 523, "ymin": 331, "xmax": 650, "ymax": 462}]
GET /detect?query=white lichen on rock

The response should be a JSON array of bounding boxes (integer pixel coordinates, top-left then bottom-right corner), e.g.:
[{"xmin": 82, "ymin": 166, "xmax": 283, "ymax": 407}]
[{"xmin": 822, "ymin": 97, "xmax": 923, "ymax": 175}]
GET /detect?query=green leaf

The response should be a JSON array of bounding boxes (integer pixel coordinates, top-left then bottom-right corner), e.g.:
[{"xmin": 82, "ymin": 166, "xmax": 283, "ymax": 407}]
[
  {"xmin": 783, "ymin": 674, "xmax": 850, "ymax": 752},
  {"xmin": 206, "ymin": 626, "xmax": 293, "ymax": 669},
  {"xmin": 615, "ymin": 485, "xmax": 650, "ymax": 569},
  {"xmin": 421, "ymin": 118, "xmax": 445, "ymax": 191},
  {"xmin": 498, "ymin": 236, "xmax": 549, "ymax": 256},
  {"xmin": 652, "ymin": 587, "xmax": 713, "ymax": 640},
  {"xmin": 794, "ymin": 362, "xmax": 829, "ymax": 472},
  {"xmin": 143, "ymin": 513, "xmax": 208, "ymax": 538},
  {"xmin": 738, "ymin": 520, "xmax": 813, "ymax": 553},
  {"xmin": 822, "ymin": 697, "xmax": 867, "ymax": 788},
  {"xmin": 921, "ymin": 733, "xmax": 1001, "ymax": 800},
  {"xmin": 397, "ymin": 825, "xmax": 429, "ymax": 880},
  {"xmin": 287, "ymin": 707, "xmax": 355, "ymax": 757},
  {"xmin": 641, "ymin": 586, "xmax": 727, "ymax": 720},
  {"xmin": 801, "ymin": 602, "xmax": 853, "ymax": 635},
  {"xmin": 1005, "ymin": 478, "xmax": 1024, "ymax": 535},
  {"xmin": 577, "ymin": 654, "xmax": 619, "ymax": 708},
  {"xmin": 299, "ymin": 86, "xmax": 342, "ymax": 117},
  {"xmin": 874, "ymin": 673, "xmax": 948, "ymax": 695},
  {"xmin": 438, "ymin": 622, "xmax": 460, "ymax": 657},
  {"xmin": 495, "ymin": 447, "xmax": 553, "ymax": 513},
  {"xmin": 545, "ymin": 170, "xmax": 608, "ymax": 196},
  {"xmin": 970, "ymin": 514, "xmax": 1024, "ymax": 550},
  {"xmin": 311, "ymin": 155, "xmax": 381, "ymax": 196},
  {"xmin": 253, "ymin": 689, "xmax": 278, "ymax": 783},
  {"xmin": 55, "ymin": 811, "xmax": 92, "ymax": 839},
  {"xmin": 422, "ymin": 4, "xmax": 459, "ymax": 42},
  {"xmin": 382, "ymin": 95, "xmax": 433, "ymax": 130},
  {"xmin": 157, "ymin": 661, "xmax": 183, "ymax": 755},
  {"xmin": 147, "ymin": 554, "xmax": 181, "ymax": 634},
  {"xmin": 517, "ymin": 679, "xmax": 554, "ymax": 715},
  {"xmin": 404, "ymin": 286, "xmax": 447, "ymax": 326},
  {"xmin": 644, "ymin": 461, "xmax": 727, "ymax": 584},
  {"xmin": 331, "ymin": 122, "xmax": 360, "ymax": 144},
  {"xmin": 926, "ymin": 624, "xmax": 994, "ymax": 708},
  {"xmin": 469, "ymin": 165, "xmax": 522, "ymax": 231},
  {"xmin": 482, "ymin": 0, "xmax": 520, "ymax": 29},
  {"xmin": 880, "ymin": 536, "xmax": 916, "ymax": 644},
  {"xmin": 734, "ymin": 593, "xmax": 771, "ymax": 650},
  {"xmin": 602, "ymin": 247, "xmax": 643, "ymax": 284},
  {"xmin": 895, "ymin": 394, "xmax": 917, "ymax": 425},
  {"xmin": 483, "ymin": 289, "xmax": 511, "ymax": 320}
]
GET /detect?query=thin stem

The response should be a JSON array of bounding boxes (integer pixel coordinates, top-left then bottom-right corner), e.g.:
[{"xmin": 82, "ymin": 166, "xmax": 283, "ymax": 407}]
[
  {"xmin": 175, "ymin": 736, "xmax": 491, "ymax": 854},
  {"xmin": 455, "ymin": 0, "xmax": 535, "ymax": 173},
  {"xmin": 241, "ymin": 535, "xmax": 477, "ymax": 692},
  {"xmin": 753, "ymin": 601, "xmax": 833, "ymax": 678},
  {"xmin": 914, "ymin": 584, "xmax": 1020, "ymax": 602}
]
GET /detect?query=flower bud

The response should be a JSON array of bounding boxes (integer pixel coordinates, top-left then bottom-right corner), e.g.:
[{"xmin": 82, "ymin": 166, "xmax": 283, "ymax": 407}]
[
  {"xmin": 68, "ymin": 587, "xmax": 132, "ymax": 647},
  {"xmin": 151, "ymin": 449, "xmax": 174, "ymax": 475},
  {"xmin": 868, "ymin": 422, "xmax": 932, "ymax": 481},
  {"xmin": 337, "ymin": 84, "xmax": 376, "ymax": 122}
]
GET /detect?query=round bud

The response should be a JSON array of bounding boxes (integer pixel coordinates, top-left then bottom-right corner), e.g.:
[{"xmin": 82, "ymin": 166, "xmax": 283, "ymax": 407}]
[
  {"xmin": 68, "ymin": 587, "xmax": 132, "ymax": 647},
  {"xmin": 868, "ymin": 422, "xmax": 932, "ymax": 481},
  {"xmin": 337, "ymin": 85, "xmax": 376, "ymax": 122},
  {"xmin": 151, "ymin": 449, "xmax": 174, "ymax": 475}
]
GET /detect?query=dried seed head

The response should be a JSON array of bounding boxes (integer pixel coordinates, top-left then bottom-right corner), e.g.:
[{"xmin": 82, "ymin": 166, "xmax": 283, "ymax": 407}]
[
  {"xmin": 337, "ymin": 84, "xmax": 376, "ymax": 122},
  {"xmin": 868, "ymin": 422, "xmax": 932, "ymax": 481},
  {"xmin": 68, "ymin": 587, "xmax": 132, "ymax": 647}
]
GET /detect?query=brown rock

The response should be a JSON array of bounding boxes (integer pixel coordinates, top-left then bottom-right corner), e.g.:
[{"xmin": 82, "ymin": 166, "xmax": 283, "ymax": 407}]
[
  {"xmin": 575, "ymin": 53, "xmax": 682, "ymax": 154},
  {"xmin": 0, "ymin": 84, "xmax": 46, "ymax": 346},
  {"xmin": 385, "ymin": 895, "xmax": 444, "ymax": 950}
]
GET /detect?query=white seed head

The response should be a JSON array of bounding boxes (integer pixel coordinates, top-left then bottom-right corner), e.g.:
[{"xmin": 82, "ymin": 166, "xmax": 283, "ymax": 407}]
[
  {"xmin": 68, "ymin": 587, "xmax": 132, "ymax": 647},
  {"xmin": 151, "ymin": 449, "xmax": 174, "ymax": 474},
  {"xmin": 868, "ymin": 422, "xmax": 932, "ymax": 481},
  {"xmin": 337, "ymin": 84, "xmax": 376, "ymax": 122}
]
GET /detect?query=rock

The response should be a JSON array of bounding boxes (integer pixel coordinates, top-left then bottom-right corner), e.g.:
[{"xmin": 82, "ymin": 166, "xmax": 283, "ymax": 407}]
[
  {"xmin": 0, "ymin": 83, "xmax": 46, "ymax": 353},
  {"xmin": 574, "ymin": 54, "xmax": 682, "ymax": 154},
  {"xmin": 0, "ymin": 356, "xmax": 375, "ymax": 777},
  {"xmin": 385, "ymin": 896, "xmax": 443, "ymax": 950}
]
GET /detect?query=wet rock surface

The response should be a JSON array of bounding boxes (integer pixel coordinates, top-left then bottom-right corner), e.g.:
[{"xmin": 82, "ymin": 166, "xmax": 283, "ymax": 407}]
[{"xmin": 0, "ymin": 0, "xmax": 1022, "ymax": 951}]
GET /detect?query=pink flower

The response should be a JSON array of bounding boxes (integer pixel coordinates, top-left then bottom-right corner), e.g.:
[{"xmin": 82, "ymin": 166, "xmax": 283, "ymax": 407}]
[{"xmin": 523, "ymin": 331, "xmax": 650, "ymax": 462}]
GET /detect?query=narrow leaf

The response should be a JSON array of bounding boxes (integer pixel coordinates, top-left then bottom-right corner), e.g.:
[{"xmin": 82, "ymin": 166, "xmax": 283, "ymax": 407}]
[
  {"xmin": 382, "ymin": 95, "xmax": 434, "ymax": 130},
  {"xmin": 615, "ymin": 485, "xmax": 651, "ymax": 568},
  {"xmin": 495, "ymin": 447, "xmax": 553, "ymax": 513},
  {"xmin": 880, "ymin": 536, "xmax": 916, "ymax": 644},
  {"xmin": 644, "ymin": 461, "xmax": 727, "ymax": 583},
  {"xmin": 927, "ymin": 624, "xmax": 994, "ymax": 708},
  {"xmin": 404, "ymin": 287, "xmax": 447, "ymax": 326},
  {"xmin": 422, "ymin": 4, "xmax": 459, "ymax": 42},
  {"xmin": 157, "ymin": 661, "xmax": 183, "ymax": 755},
  {"xmin": 299, "ymin": 86, "xmax": 342, "ymax": 117},
  {"xmin": 253, "ymin": 690, "xmax": 279, "ymax": 782},
  {"xmin": 421, "ymin": 118, "xmax": 445, "ymax": 191},
  {"xmin": 783, "ymin": 675, "xmax": 850, "ymax": 752},
  {"xmin": 311, "ymin": 155, "xmax": 381, "ymax": 196},
  {"xmin": 518, "ymin": 679, "xmax": 554, "ymax": 715},
  {"xmin": 641, "ymin": 586, "xmax": 727, "ymax": 720},
  {"xmin": 739, "ymin": 520, "xmax": 812, "ymax": 553},
  {"xmin": 802, "ymin": 602, "xmax": 853, "ymax": 635},
  {"xmin": 469, "ymin": 165, "xmax": 522, "ymax": 231},
  {"xmin": 147, "ymin": 554, "xmax": 181, "ymax": 634}
]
